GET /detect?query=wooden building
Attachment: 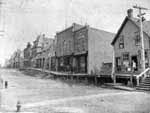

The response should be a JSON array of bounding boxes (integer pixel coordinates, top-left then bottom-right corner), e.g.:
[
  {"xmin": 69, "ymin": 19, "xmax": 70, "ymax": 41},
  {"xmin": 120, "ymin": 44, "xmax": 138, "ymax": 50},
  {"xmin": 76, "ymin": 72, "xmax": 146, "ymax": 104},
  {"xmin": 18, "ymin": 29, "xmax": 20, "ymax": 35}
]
[
  {"xmin": 56, "ymin": 23, "xmax": 115, "ymax": 76},
  {"xmin": 56, "ymin": 23, "xmax": 83, "ymax": 72},
  {"xmin": 111, "ymin": 9, "xmax": 150, "ymax": 84},
  {"xmin": 76, "ymin": 25, "xmax": 115, "ymax": 75}
]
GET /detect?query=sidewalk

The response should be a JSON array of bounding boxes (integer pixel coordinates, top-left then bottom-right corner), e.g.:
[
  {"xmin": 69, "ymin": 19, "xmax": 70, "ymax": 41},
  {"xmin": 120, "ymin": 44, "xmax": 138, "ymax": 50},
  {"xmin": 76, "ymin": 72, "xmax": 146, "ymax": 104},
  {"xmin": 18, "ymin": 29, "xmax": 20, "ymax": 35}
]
[
  {"xmin": 26, "ymin": 68, "xmax": 88, "ymax": 77},
  {"xmin": 103, "ymin": 83, "xmax": 136, "ymax": 91}
]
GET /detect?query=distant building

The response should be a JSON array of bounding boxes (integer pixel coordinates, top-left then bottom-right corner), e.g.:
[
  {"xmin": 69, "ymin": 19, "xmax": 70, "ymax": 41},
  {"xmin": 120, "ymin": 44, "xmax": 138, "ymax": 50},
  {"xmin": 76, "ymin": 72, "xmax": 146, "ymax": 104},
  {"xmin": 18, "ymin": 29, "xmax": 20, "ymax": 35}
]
[
  {"xmin": 31, "ymin": 34, "xmax": 45, "ymax": 68},
  {"xmin": 31, "ymin": 34, "xmax": 54, "ymax": 69},
  {"xmin": 11, "ymin": 49, "xmax": 23, "ymax": 69},
  {"xmin": 111, "ymin": 9, "xmax": 150, "ymax": 83},
  {"xmin": 38, "ymin": 37, "xmax": 54, "ymax": 70},
  {"xmin": 23, "ymin": 42, "xmax": 32, "ymax": 68},
  {"xmin": 48, "ymin": 38, "xmax": 56, "ymax": 71}
]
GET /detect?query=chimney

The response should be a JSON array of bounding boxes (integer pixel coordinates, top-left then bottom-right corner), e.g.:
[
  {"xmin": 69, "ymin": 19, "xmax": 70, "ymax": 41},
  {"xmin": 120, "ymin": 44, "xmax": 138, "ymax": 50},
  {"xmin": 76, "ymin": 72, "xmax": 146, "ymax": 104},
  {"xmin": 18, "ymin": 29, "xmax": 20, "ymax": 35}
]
[{"xmin": 127, "ymin": 9, "xmax": 133, "ymax": 18}]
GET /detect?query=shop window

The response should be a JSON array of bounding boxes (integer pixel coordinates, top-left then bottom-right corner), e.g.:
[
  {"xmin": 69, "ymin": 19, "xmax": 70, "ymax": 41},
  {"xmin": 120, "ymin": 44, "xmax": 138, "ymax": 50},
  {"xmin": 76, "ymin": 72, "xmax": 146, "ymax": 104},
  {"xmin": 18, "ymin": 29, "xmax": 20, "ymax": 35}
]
[
  {"xmin": 135, "ymin": 32, "xmax": 140, "ymax": 46},
  {"xmin": 119, "ymin": 35, "xmax": 124, "ymax": 49},
  {"xmin": 145, "ymin": 50, "xmax": 148, "ymax": 58},
  {"xmin": 123, "ymin": 53, "xmax": 129, "ymax": 61}
]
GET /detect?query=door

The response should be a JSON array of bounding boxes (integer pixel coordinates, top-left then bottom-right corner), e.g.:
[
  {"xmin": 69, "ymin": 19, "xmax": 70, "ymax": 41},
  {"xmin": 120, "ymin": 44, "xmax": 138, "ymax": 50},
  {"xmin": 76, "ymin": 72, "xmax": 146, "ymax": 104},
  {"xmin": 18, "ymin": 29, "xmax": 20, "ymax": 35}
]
[{"xmin": 115, "ymin": 57, "xmax": 121, "ymax": 72}]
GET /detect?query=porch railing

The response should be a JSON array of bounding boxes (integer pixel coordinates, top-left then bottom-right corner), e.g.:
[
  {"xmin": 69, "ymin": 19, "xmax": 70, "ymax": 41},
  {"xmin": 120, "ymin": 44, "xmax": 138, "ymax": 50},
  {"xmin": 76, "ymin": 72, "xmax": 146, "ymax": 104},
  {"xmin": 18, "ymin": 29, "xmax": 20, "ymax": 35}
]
[{"xmin": 136, "ymin": 67, "xmax": 150, "ymax": 86}]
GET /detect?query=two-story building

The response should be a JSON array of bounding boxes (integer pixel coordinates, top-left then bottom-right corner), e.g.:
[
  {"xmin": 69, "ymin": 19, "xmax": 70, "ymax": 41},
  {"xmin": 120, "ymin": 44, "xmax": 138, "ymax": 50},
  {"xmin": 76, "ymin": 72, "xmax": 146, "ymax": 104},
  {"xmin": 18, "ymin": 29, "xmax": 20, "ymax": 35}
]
[
  {"xmin": 111, "ymin": 9, "xmax": 150, "ymax": 84},
  {"xmin": 56, "ymin": 23, "xmax": 82, "ymax": 72},
  {"xmin": 73, "ymin": 25, "xmax": 115, "ymax": 76},
  {"xmin": 56, "ymin": 23, "xmax": 115, "ymax": 77}
]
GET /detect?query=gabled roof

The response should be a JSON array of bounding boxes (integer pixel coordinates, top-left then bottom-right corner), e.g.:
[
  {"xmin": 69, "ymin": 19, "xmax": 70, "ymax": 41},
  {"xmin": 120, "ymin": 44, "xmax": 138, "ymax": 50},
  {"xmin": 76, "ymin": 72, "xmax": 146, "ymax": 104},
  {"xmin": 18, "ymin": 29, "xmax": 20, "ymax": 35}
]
[{"xmin": 111, "ymin": 16, "xmax": 150, "ymax": 45}]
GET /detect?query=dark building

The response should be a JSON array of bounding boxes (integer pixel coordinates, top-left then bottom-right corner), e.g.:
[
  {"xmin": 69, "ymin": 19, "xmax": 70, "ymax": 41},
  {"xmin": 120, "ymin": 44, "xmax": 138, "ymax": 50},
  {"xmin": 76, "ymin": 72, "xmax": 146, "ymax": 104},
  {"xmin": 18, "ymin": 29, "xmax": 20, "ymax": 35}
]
[
  {"xmin": 56, "ymin": 23, "xmax": 115, "ymax": 76},
  {"xmin": 56, "ymin": 23, "xmax": 83, "ymax": 72}
]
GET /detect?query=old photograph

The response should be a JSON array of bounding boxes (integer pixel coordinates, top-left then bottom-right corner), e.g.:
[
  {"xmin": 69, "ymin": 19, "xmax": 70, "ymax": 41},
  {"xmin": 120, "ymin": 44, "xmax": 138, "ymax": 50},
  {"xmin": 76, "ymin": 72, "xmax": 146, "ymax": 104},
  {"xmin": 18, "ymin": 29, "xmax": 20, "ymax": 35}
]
[{"xmin": 0, "ymin": 0, "xmax": 150, "ymax": 113}]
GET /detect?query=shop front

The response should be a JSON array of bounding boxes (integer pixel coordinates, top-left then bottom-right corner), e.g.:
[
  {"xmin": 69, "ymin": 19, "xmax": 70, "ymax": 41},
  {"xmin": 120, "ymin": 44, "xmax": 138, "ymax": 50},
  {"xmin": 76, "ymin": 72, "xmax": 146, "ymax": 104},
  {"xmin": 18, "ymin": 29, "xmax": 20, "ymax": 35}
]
[
  {"xmin": 73, "ymin": 53, "xmax": 87, "ymax": 73},
  {"xmin": 115, "ymin": 50, "xmax": 150, "ymax": 74}
]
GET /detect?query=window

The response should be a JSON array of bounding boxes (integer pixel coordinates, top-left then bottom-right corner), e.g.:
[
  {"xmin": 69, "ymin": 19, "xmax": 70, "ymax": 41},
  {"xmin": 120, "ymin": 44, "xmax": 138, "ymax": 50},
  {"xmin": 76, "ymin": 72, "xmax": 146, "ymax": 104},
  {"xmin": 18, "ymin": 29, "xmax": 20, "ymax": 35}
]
[
  {"xmin": 135, "ymin": 32, "xmax": 140, "ymax": 46},
  {"xmin": 119, "ymin": 35, "xmax": 124, "ymax": 49},
  {"xmin": 123, "ymin": 53, "xmax": 129, "ymax": 61},
  {"xmin": 145, "ymin": 49, "xmax": 148, "ymax": 59},
  {"xmin": 115, "ymin": 57, "xmax": 121, "ymax": 72}
]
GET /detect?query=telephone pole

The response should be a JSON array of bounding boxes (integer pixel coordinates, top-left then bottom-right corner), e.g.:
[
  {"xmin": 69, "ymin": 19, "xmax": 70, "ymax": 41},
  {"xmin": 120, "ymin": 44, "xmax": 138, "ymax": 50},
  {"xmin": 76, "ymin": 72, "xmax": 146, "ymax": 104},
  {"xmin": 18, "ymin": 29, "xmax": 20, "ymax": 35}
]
[{"xmin": 133, "ymin": 5, "xmax": 148, "ymax": 72}]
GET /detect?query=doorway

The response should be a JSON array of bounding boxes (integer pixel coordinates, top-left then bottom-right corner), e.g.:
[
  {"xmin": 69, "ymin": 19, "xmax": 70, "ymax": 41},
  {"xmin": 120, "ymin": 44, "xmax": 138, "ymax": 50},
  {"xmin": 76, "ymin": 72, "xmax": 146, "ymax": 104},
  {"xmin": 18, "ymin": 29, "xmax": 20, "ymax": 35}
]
[{"xmin": 131, "ymin": 55, "xmax": 138, "ymax": 71}]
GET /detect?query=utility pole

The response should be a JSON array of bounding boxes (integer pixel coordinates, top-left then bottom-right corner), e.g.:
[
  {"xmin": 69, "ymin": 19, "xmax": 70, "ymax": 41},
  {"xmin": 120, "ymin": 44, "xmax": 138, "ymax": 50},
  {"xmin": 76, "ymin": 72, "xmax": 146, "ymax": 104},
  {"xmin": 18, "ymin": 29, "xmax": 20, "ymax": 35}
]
[{"xmin": 133, "ymin": 5, "xmax": 148, "ymax": 72}]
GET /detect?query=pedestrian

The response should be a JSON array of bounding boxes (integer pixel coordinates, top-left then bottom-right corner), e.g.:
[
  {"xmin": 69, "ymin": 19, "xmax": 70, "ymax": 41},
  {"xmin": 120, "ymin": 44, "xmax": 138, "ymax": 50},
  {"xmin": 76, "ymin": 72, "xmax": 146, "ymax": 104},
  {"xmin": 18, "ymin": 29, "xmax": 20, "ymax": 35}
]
[
  {"xmin": 132, "ymin": 60, "xmax": 136, "ymax": 72},
  {"xmin": 16, "ymin": 101, "xmax": 21, "ymax": 112},
  {"xmin": 5, "ymin": 81, "xmax": 8, "ymax": 89}
]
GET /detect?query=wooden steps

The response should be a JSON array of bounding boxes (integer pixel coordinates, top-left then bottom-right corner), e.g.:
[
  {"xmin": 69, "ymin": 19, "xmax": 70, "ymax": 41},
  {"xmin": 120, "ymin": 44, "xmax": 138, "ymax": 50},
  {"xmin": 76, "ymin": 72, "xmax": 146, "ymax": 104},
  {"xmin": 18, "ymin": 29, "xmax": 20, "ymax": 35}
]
[{"xmin": 136, "ymin": 77, "xmax": 150, "ymax": 91}]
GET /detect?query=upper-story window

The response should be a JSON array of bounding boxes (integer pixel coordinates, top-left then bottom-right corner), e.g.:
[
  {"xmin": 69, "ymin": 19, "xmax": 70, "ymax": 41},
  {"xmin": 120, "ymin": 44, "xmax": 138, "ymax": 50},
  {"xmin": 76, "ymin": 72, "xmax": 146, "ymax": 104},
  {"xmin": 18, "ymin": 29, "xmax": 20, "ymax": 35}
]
[
  {"xmin": 134, "ymin": 31, "xmax": 140, "ymax": 46},
  {"xmin": 119, "ymin": 35, "xmax": 124, "ymax": 49}
]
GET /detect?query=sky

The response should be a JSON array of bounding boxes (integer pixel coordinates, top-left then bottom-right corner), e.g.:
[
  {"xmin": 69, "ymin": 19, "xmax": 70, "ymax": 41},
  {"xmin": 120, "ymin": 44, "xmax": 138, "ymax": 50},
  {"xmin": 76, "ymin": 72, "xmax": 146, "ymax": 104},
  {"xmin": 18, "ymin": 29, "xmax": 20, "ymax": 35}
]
[{"xmin": 0, "ymin": 0, "xmax": 150, "ymax": 66}]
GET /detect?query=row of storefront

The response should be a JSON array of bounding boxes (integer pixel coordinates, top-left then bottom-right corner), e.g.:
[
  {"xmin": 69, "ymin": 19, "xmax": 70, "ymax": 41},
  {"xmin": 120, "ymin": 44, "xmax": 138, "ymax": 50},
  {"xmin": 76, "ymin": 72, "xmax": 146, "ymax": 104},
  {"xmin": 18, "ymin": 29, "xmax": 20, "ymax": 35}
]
[{"xmin": 8, "ymin": 23, "xmax": 114, "ymax": 76}]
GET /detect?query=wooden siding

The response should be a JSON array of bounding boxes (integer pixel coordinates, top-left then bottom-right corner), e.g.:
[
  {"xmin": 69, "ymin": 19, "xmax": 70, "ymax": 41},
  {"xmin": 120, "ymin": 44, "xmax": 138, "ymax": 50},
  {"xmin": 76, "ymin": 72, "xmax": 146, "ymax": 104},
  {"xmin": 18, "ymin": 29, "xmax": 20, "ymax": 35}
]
[
  {"xmin": 74, "ymin": 27, "xmax": 88, "ymax": 55},
  {"xmin": 88, "ymin": 28, "xmax": 114, "ymax": 75},
  {"xmin": 56, "ymin": 27, "xmax": 73, "ymax": 57},
  {"xmin": 114, "ymin": 19, "xmax": 150, "ymax": 73}
]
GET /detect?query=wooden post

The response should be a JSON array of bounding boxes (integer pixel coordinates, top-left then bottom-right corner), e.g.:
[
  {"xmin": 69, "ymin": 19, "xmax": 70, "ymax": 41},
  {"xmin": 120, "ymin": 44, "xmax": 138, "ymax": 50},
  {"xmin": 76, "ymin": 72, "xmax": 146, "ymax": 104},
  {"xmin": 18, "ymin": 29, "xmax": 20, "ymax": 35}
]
[
  {"xmin": 95, "ymin": 76, "xmax": 98, "ymax": 85},
  {"xmin": 113, "ymin": 73, "xmax": 116, "ymax": 84},
  {"xmin": 130, "ymin": 73, "xmax": 133, "ymax": 87},
  {"xmin": 137, "ymin": 77, "xmax": 140, "ymax": 86},
  {"xmin": 112, "ymin": 46, "xmax": 116, "ymax": 84}
]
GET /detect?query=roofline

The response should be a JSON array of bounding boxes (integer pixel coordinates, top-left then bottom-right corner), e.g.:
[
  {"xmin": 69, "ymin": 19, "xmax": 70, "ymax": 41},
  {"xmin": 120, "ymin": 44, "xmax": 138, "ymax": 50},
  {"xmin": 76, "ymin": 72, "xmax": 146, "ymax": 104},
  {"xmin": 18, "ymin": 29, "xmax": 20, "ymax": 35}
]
[
  {"xmin": 111, "ymin": 16, "xmax": 150, "ymax": 45},
  {"xmin": 73, "ymin": 25, "xmax": 88, "ymax": 32},
  {"xmin": 56, "ymin": 26, "xmax": 73, "ymax": 35},
  {"xmin": 111, "ymin": 17, "xmax": 128, "ymax": 45}
]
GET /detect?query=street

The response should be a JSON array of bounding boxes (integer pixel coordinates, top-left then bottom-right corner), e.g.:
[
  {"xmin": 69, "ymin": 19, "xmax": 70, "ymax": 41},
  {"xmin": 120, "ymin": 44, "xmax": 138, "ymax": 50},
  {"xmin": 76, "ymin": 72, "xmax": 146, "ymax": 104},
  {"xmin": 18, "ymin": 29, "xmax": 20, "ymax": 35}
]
[{"xmin": 0, "ymin": 69, "xmax": 150, "ymax": 113}]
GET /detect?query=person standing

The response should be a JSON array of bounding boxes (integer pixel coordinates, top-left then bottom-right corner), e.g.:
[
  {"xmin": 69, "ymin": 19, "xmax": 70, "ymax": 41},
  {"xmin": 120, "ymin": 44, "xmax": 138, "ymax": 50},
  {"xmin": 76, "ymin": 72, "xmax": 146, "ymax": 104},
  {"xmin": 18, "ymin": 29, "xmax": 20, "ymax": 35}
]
[
  {"xmin": 5, "ymin": 81, "xmax": 8, "ymax": 89},
  {"xmin": 132, "ymin": 60, "xmax": 136, "ymax": 72}
]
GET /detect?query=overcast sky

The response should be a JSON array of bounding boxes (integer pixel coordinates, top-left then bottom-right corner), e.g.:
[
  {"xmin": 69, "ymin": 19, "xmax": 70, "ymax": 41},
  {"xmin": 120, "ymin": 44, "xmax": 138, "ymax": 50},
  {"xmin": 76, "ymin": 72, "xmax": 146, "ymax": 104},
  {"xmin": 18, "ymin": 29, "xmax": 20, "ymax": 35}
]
[{"xmin": 0, "ymin": 0, "xmax": 150, "ymax": 65}]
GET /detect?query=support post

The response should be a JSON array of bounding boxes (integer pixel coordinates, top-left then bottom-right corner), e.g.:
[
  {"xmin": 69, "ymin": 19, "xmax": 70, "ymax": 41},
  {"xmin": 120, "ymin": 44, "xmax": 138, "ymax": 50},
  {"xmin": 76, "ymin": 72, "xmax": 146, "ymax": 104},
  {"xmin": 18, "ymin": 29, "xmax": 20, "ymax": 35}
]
[
  {"xmin": 112, "ymin": 46, "xmax": 116, "ymax": 84},
  {"xmin": 130, "ymin": 74, "xmax": 133, "ymax": 87},
  {"xmin": 113, "ymin": 73, "xmax": 116, "ymax": 84},
  {"xmin": 137, "ymin": 77, "xmax": 140, "ymax": 86},
  {"xmin": 95, "ymin": 76, "xmax": 98, "ymax": 85}
]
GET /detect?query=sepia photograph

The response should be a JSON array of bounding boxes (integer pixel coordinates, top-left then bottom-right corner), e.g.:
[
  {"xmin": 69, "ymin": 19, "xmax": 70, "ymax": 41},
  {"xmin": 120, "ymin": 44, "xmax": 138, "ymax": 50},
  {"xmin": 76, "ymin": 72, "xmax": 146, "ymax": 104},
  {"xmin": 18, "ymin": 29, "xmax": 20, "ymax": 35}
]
[{"xmin": 0, "ymin": 0, "xmax": 150, "ymax": 113}]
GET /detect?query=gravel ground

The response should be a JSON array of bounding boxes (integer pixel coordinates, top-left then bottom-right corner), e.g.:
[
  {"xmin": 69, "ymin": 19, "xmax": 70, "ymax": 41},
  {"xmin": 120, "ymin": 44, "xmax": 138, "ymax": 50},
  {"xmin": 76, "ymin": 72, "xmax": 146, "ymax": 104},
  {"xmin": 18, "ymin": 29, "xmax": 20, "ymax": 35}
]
[
  {"xmin": 23, "ymin": 91, "xmax": 150, "ymax": 113},
  {"xmin": 0, "ymin": 69, "xmax": 150, "ymax": 113}
]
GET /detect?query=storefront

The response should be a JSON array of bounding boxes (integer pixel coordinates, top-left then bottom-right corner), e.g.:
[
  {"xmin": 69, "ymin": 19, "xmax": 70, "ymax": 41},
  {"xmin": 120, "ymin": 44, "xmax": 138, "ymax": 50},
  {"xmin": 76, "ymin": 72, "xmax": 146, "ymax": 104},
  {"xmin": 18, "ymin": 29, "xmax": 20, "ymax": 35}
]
[
  {"xmin": 115, "ymin": 49, "xmax": 150, "ymax": 74},
  {"xmin": 73, "ymin": 53, "xmax": 87, "ymax": 73}
]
